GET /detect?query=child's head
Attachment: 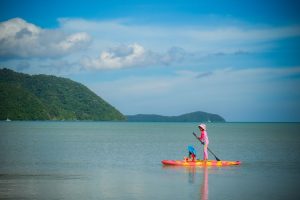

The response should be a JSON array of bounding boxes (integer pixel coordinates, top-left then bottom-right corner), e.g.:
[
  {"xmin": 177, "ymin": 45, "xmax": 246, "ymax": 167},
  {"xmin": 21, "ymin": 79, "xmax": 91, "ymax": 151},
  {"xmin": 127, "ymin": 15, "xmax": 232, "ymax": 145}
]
[{"xmin": 198, "ymin": 124, "xmax": 206, "ymax": 131}]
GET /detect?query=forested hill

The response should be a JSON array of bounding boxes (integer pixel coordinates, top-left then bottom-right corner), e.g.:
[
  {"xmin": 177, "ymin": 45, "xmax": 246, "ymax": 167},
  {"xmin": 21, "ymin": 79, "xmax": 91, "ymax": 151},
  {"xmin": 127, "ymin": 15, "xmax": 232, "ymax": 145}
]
[
  {"xmin": 126, "ymin": 111, "xmax": 225, "ymax": 122},
  {"xmin": 0, "ymin": 68, "xmax": 125, "ymax": 121}
]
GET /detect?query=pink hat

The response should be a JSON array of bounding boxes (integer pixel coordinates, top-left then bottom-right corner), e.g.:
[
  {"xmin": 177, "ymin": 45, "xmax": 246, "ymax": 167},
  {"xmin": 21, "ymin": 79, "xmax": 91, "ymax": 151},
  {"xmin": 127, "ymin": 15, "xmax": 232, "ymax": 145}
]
[{"xmin": 198, "ymin": 124, "xmax": 206, "ymax": 130}]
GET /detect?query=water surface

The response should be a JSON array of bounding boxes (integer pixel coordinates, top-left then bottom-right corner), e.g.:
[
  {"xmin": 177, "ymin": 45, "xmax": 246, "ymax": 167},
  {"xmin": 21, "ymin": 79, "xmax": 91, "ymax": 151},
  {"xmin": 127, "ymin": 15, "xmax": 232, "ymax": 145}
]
[{"xmin": 0, "ymin": 122, "xmax": 299, "ymax": 199}]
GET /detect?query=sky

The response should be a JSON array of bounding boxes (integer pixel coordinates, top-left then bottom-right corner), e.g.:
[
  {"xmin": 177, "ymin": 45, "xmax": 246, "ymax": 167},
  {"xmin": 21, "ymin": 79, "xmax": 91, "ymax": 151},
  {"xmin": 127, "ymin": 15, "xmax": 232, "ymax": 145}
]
[{"xmin": 0, "ymin": 0, "xmax": 300, "ymax": 122}]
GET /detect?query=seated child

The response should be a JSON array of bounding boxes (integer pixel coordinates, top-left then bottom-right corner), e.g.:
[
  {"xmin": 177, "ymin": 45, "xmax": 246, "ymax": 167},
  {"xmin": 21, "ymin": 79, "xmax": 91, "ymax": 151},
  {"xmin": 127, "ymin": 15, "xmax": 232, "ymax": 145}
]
[{"xmin": 185, "ymin": 145, "xmax": 197, "ymax": 161}]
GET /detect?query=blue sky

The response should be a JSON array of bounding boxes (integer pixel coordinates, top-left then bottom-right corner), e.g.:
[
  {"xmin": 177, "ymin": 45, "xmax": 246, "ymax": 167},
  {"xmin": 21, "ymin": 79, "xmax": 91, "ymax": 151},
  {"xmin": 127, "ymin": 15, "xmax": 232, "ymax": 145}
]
[{"xmin": 1, "ymin": 0, "xmax": 300, "ymax": 121}]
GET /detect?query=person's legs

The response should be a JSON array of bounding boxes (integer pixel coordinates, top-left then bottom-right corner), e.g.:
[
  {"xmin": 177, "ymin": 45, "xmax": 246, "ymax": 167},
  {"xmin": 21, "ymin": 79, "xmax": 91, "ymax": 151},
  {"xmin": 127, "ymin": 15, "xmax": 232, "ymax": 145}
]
[{"xmin": 203, "ymin": 144, "xmax": 208, "ymax": 160}]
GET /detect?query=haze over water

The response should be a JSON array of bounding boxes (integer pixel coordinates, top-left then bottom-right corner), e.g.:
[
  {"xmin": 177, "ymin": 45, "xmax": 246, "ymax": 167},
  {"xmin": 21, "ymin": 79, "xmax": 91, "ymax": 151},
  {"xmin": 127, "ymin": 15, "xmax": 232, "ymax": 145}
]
[{"xmin": 0, "ymin": 121, "xmax": 299, "ymax": 199}]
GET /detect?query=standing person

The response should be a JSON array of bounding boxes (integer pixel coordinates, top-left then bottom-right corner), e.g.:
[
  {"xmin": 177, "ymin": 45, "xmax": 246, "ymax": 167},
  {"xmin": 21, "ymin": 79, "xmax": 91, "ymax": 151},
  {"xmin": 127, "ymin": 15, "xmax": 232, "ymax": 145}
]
[{"xmin": 198, "ymin": 124, "xmax": 209, "ymax": 160}]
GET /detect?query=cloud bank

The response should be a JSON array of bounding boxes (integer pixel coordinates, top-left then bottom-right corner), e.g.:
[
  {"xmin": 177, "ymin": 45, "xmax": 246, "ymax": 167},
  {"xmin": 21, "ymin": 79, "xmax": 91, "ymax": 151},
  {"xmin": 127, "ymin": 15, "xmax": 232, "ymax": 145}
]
[
  {"xmin": 1, "ymin": 17, "xmax": 300, "ymax": 71},
  {"xmin": 60, "ymin": 18, "xmax": 300, "ymax": 70},
  {"xmin": 0, "ymin": 18, "xmax": 91, "ymax": 58},
  {"xmin": 60, "ymin": 18, "xmax": 300, "ymax": 51}
]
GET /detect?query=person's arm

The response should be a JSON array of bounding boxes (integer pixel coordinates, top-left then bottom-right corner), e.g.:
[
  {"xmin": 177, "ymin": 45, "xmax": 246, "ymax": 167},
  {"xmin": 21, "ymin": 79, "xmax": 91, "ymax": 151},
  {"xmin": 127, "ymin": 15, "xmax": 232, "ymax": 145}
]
[
  {"xmin": 199, "ymin": 132, "xmax": 203, "ymax": 141},
  {"xmin": 199, "ymin": 132, "xmax": 204, "ymax": 144}
]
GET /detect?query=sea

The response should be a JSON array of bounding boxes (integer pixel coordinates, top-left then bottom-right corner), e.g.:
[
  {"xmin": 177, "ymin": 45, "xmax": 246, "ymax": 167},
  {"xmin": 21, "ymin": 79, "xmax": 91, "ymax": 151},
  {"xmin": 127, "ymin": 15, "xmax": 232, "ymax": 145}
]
[{"xmin": 0, "ymin": 121, "xmax": 299, "ymax": 200}]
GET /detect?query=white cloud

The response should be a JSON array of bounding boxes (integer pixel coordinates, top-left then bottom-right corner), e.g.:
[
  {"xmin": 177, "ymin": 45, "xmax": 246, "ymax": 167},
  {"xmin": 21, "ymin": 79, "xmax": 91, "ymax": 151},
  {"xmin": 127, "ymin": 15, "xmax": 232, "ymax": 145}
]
[
  {"xmin": 57, "ymin": 32, "xmax": 91, "ymax": 51},
  {"xmin": 81, "ymin": 43, "xmax": 188, "ymax": 70},
  {"xmin": 0, "ymin": 18, "xmax": 91, "ymax": 58},
  {"xmin": 59, "ymin": 18, "xmax": 300, "ymax": 53},
  {"xmin": 82, "ymin": 43, "xmax": 149, "ymax": 69},
  {"xmin": 56, "ymin": 18, "xmax": 300, "ymax": 71},
  {"xmin": 185, "ymin": 26, "xmax": 300, "ymax": 42},
  {"xmin": 1, "ymin": 17, "xmax": 299, "ymax": 72}
]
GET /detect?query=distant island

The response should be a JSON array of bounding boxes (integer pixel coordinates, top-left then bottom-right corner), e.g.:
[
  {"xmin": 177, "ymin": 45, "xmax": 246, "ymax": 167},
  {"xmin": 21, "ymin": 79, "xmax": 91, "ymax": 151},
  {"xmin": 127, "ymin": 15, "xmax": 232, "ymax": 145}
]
[
  {"xmin": 0, "ymin": 68, "xmax": 125, "ymax": 121},
  {"xmin": 126, "ymin": 111, "xmax": 225, "ymax": 122}
]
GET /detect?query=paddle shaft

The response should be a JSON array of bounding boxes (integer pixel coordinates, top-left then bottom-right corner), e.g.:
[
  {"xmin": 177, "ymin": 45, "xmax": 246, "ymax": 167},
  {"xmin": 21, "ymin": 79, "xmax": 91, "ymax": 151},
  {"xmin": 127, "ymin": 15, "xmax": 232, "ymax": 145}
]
[{"xmin": 193, "ymin": 132, "xmax": 221, "ymax": 161}]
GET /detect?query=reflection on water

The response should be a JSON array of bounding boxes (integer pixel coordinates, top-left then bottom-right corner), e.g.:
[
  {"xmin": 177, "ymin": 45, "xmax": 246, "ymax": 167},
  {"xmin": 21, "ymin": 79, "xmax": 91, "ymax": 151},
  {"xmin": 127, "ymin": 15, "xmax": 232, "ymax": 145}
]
[
  {"xmin": 187, "ymin": 166, "xmax": 196, "ymax": 183},
  {"xmin": 186, "ymin": 167, "xmax": 208, "ymax": 200},
  {"xmin": 163, "ymin": 166, "xmax": 210, "ymax": 200},
  {"xmin": 201, "ymin": 167, "xmax": 208, "ymax": 200}
]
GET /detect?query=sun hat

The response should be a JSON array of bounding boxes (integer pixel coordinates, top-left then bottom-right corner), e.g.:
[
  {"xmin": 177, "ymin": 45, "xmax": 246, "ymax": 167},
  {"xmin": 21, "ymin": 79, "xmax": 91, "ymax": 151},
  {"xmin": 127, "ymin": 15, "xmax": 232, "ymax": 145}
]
[{"xmin": 198, "ymin": 124, "xmax": 206, "ymax": 130}]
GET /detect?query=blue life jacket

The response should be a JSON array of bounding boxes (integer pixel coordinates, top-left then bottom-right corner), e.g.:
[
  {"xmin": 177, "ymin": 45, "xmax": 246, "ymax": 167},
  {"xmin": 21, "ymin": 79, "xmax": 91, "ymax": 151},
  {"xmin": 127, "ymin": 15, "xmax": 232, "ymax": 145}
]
[{"xmin": 188, "ymin": 145, "xmax": 196, "ymax": 155}]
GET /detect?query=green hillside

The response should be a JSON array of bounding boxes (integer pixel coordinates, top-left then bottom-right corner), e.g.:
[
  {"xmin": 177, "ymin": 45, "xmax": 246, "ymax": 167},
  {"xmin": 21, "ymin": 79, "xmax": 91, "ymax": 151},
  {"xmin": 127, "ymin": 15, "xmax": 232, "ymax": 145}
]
[
  {"xmin": 0, "ymin": 68, "xmax": 125, "ymax": 121},
  {"xmin": 126, "ymin": 111, "xmax": 225, "ymax": 122}
]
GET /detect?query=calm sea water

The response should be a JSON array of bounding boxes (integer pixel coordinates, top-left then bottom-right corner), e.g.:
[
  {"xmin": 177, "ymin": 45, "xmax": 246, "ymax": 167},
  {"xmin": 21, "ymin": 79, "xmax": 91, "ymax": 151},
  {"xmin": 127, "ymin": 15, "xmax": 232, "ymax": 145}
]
[{"xmin": 0, "ymin": 122, "xmax": 299, "ymax": 200}]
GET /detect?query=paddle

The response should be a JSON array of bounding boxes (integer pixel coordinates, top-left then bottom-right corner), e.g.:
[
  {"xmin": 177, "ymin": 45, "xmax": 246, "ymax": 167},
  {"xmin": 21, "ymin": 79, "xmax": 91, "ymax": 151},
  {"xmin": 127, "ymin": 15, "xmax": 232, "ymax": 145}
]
[{"xmin": 192, "ymin": 132, "xmax": 221, "ymax": 161}]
